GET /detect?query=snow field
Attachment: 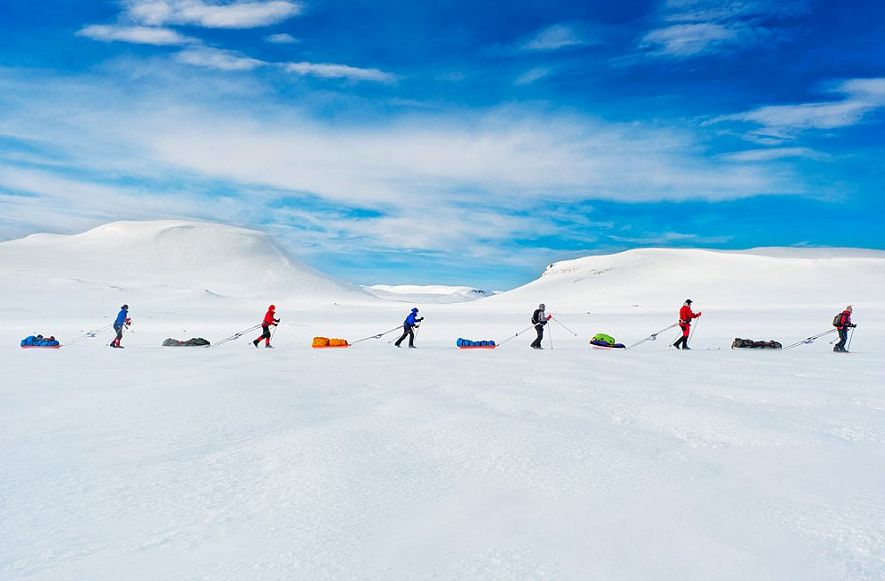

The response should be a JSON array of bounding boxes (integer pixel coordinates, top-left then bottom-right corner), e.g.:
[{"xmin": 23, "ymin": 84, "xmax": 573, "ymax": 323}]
[
  {"xmin": 2, "ymin": 220, "xmax": 884, "ymax": 579},
  {"xmin": 3, "ymin": 307, "xmax": 884, "ymax": 580}
]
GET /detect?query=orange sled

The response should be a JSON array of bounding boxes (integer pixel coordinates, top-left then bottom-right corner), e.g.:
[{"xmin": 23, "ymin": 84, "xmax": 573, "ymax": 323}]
[{"xmin": 312, "ymin": 337, "xmax": 350, "ymax": 348}]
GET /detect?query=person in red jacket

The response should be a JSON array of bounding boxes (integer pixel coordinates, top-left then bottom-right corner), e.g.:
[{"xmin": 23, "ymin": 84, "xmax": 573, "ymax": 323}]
[
  {"xmin": 672, "ymin": 299, "xmax": 702, "ymax": 350},
  {"xmin": 833, "ymin": 305, "xmax": 856, "ymax": 353},
  {"xmin": 253, "ymin": 304, "xmax": 280, "ymax": 348}
]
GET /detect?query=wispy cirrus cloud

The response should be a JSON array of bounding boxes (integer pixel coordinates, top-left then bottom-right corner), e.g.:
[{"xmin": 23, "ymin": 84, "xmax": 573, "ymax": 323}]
[
  {"xmin": 76, "ymin": 24, "xmax": 195, "ymax": 46},
  {"xmin": 176, "ymin": 46, "xmax": 265, "ymax": 70},
  {"xmin": 520, "ymin": 24, "xmax": 598, "ymax": 52},
  {"xmin": 265, "ymin": 33, "xmax": 298, "ymax": 44},
  {"xmin": 712, "ymin": 78, "xmax": 885, "ymax": 140},
  {"xmin": 284, "ymin": 62, "xmax": 396, "ymax": 83},
  {"xmin": 639, "ymin": 0, "xmax": 808, "ymax": 58},
  {"xmin": 124, "ymin": 0, "xmax": 302, "ymax": 29},
  {"xmin": 514, "ymin": 67, "xmax": 551, "ymax": 86},
  {"xmin": 721, "ymin": 147, "xmax": 825, "ymax": 162}
]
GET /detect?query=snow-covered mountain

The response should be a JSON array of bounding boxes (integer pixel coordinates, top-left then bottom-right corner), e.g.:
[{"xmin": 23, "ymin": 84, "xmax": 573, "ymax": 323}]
[
  {"xmin": 488, "ymin": 247, "xmax": 885, "ymax": 311},
  {"xmin": 364, "ymin": 284, "xmax": 497, "ymax": 304},
  {"xmin": 0, "ymin": 220, "xmax": 368, "ymax": 303}
]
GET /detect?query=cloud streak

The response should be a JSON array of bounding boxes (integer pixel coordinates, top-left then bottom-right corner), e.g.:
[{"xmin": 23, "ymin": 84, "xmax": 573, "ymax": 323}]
[
  {"xmin": 712, "ymin": 77, "xmax": 885, "ymax": 139},
  {"xmin": 638, "ymin": 0, "xmax": 808, "ymax": 58},
  {"xmin": 124, "ymin": 0, "xmax": 302, "ymax": 29},
  {"xmin": 77, "ymin": 24, "xmax": 195, "ymax": 46}
]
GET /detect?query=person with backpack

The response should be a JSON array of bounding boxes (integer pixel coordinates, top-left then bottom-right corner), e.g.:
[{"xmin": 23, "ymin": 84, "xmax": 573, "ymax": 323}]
[
  {"xmin": 110, "ymin": 304, "xmax": 131, "ymax": 348},
  {"xmin": 253, "ymin": 305, "xmax": 280, "ymax": 348},
  {"xmin": 833, "ymin": 305, "xmax": 856, "ymax": 353},
  {"xmin": 394, "ymin": 307, "xmax": 423, "ymax": 348},
  {"xmin": 530, "ymin": 303, "xmax": 551, "ymax": 349},
  {"xmin": 672, "ymin": 299, "xmax": 702, "ymax": 350}
]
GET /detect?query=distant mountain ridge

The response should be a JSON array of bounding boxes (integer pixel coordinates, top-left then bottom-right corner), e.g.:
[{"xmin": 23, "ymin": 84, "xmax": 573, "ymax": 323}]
[
  {"xmin": 0, "ymin": 220, "xmax": 367, "ymax": 302},
  {"xmin": 489, "ymin": 247, "xmax": 885, "ymax": 310}
]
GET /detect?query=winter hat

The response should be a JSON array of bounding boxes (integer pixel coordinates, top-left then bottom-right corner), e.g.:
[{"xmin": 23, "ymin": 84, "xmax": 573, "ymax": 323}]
[
  {"xmin": 411, "ymin": 307, "xmax": 419, "ymax": 312},
  {"xmin": 685, "ymin": 299, "xmax": 693, "ymax": 304},
  {"xmin": 121, "ymin": 304, "xmax": 129, "ymax": 310},
  {"xmin": 269, "ymin": 304, "xmax": 276, "ymax": 310},
  {"xmin": 539, "ymin": 303, "xmax": 546, "ymax": 309}
]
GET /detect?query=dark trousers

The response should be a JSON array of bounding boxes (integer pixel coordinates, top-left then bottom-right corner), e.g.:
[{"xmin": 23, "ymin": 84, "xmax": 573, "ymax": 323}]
[
  {"xmin": 254, "ymin": 325, "xmax": 271, "ymax": 345},
  {"xmin": 530, "ymin": 324, "xmax": 544, "ymax": 348},
  {"xmin": 395, "ymin": 325, "xmax": 415, "ymax": 347},
  {"xmin": 834, "ymin": 327, "xmax": 849, "ymax": 351},
  {"xmin": 111, "ymin": 323, "xmax": 123, "ymax": 347},
  {"xmin": 673, "ymin": 324, "xmax": 690, "ymax": 349}
]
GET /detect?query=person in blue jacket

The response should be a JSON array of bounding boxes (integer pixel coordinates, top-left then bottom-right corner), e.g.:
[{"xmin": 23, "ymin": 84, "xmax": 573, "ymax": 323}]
[
  {"xmin": 110, "ymin": 304, "xmax": 131, "ymax": 348},
  {"xmin": 394, "ymin": 307, "xmax": 424, "ymax": 348}
]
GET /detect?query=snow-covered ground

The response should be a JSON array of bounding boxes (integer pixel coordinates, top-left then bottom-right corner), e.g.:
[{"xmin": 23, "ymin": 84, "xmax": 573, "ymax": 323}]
[
  {"xmin": 2, "ymin": 221, "xmax": 884, "ymax": 580},
  {"xmin": 364, "ymin": 284, "xmax": 496, "ymax": 304}
]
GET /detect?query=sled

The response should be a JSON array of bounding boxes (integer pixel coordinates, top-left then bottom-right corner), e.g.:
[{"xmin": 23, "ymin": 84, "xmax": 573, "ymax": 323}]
[
  {"xmin": 458, "ymin": 345, "xmax": 497, "ymax": 350},
  {"xmin": 312, "ymin": 337, "xmax": 349, "ymax": 348},
  {"xmin": 590, "ymin": 344, "xmax": 625, "ymax": 351},
  {"xmin": 21, "ymin": 345, "xmax": 61, "ymax": 350}
]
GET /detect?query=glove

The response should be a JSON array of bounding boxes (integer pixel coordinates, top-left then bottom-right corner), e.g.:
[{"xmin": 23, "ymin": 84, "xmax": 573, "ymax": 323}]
[
  {"xmin": 850, "ymin": 323, "xmax": 857, "ymax": 328},
  {"xmin": 546, "ymin": 315, "xmax": 552, "ymax": 321},
  {"xmin": 698, "ymin": 312, "xmax": 703, "ymax": 317}
]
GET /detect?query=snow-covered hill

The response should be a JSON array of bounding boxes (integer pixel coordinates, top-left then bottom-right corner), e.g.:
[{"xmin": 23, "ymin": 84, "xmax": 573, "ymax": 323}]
[
  {"xmin": 488, "ymin": 247, "xmax": 885, "ymax": 311},
  {"xmin": 0, "ymin": 220, "xmax": 369, "ymax": 304},
  {"xmin": 364, "ymin": 284, "xmax": 497, "ymax": 304}
]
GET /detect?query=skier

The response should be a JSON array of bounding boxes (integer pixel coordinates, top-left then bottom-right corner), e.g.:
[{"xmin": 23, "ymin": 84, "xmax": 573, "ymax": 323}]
[
  {"xmin": 110, "ymin": 304, "xmax": 131, "ymax": 348},
  {"xmin": 394, "ymin": 307, "xmax": 423, "ymax": 348},
  {"xmin": 530, "ymin": 303, "xmax": 551, "ymax": 349},
  {"xmin": 253, "ymin": 305, "xmax": 280, "ymax": 348},
  {"xmin": 672, "ymin": 299, "xmax": 702, "ymax": 350},
  {"xmin": 833, "ymin": 305, "xmax": 857, "ymax": 353}
]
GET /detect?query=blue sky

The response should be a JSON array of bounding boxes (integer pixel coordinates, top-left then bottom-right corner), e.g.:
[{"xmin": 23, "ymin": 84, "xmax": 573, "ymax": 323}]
[{"xmin": 1, "ymin": 0, "xmax": 883, "ymax": 289}]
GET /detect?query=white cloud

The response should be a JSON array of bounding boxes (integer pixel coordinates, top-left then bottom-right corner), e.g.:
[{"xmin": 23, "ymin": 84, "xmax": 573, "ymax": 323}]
[
  {"xmin": 722, "ymin": 147, "xmax": 825, "ymax": 162},
  {"xmin": 514, "ymin": 67, "xmax": 550, "ymax": 86},
  {"xmin": 266, "ymin": 33, "xmax": 298, "ymax": 44},
  {"xmin": 712, "ymin": 77, "xmax": 885, "ymax": 139},
  {"xmin": 77, "ymin": 24, "xmax": 195, "ymax": 46},
  {"xmin": 639, "ymin": 0, "xmax": 807, "ymax": 58},
  {"xmin": 520, "ymin": 24, "xmax": 595, "ymax": 52},
  {"xmin": 0, "ymin": 69, "xmax": 806, "ymax": 259},
  {"xmin": 176, "ymin": 47, "xmax": 265, "ymax": 71},
  {"xmin": 639, "ymin": 22, "xmax": 738, "ymax": 57},
  {"xmin": 284, "ymin": 62, "xmax": 396, "ymax": 83},
  {"xmin": 125, "ymin": 0, "xmax": 302, "ymax": 29}
]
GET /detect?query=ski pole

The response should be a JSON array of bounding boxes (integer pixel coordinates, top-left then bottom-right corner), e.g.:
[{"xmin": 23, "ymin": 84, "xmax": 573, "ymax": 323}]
[
  {"xmin": 689, "ymin": 316, "xmax": 700, "ymax": 343},
  {"xmin": 783, "ymin": 328, "xmax": 837, "ymax": 350},
  {"xmin": 548, "ymin": 321, "xmax": 554, "ymax": 350},
  {"xmin": 497, "ymin": 324, "xmax": 535, "ymax": 346},
  {"xmin": 551, "ymin": 316, "xmax": 578, "ymax": 336},
  {"xmin": 213, "ymin": 324, "xmax": 263, "ymax": 347},
  {"xmin": 627, "ymin": 323, "xmax": 678, "ymax": 349},
  {"xmin": 847, "ymin": 327, "xmax": 855, "ymax": 351},
  {"xmin": 351, "ymin": 326, "xmax": 402, "ymax": 345},
  {"xmin": 60, "ymin": 324, "xmax": 114, "ymax": 347}
]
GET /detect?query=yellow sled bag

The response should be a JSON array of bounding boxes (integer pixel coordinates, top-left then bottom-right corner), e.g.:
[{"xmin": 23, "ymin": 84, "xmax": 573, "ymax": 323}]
[{"xmin": 312, "ymin": 337, "xmax": 331, "ymax": 348}]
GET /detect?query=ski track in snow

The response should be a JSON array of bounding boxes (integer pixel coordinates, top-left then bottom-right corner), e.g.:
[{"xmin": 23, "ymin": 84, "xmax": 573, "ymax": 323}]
[{"xmin": 3, "ymin": 323, "xmax": 885, "ymax": 580}]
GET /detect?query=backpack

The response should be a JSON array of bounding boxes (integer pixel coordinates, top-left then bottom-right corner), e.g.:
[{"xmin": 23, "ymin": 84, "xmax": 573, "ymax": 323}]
[
  {"xmin": 531, "ymin": 309, "xmax": 543, "ymax": 325},
  {"xmin": 832, "ymin": 312, "xmax": 843, "ymax": 327}
]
